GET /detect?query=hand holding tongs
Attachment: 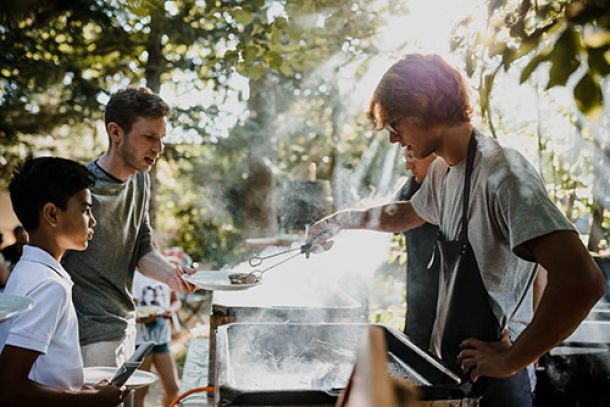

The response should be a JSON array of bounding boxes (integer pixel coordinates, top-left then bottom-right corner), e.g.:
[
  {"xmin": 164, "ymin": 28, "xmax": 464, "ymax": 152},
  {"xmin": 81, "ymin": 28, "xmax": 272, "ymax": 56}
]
[
  {"xmin": 247, "ymin": 243, "xmax": 312, "ymax": 279},
  {"xmin": 248, "ymin": 243, "xmax": 313, "ymax": 268}
]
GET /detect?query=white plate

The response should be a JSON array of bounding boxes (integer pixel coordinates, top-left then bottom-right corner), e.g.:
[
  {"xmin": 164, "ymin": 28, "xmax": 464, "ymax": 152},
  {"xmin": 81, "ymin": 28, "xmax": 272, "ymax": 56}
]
[
  {"xmin": 84, "ymin": 367, "xmax": 158, "ymax": 390},
  {"xmin": 136, "ymin": 305, "xmax": 162, "ymax": 318},
  {"xmin": 183, "ymin": 270, "xmax": 261, "ymax": 291},
  {"xmin": 0, "ymin": 294, "xmax": 34, "ymax": 322}
]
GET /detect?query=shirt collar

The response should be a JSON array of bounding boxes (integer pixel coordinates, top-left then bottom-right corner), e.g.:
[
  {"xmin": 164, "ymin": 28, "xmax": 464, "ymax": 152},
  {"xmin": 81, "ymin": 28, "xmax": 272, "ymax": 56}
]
[{"xmin": 20, "ymin": 245, "xmax": 72, "ymax": 282}]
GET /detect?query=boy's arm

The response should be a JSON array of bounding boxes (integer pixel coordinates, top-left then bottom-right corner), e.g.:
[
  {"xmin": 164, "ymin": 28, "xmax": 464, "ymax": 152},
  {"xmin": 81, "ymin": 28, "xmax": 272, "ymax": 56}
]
[{"xmin": 0, "ymin": 345, "xmax": 123, "ymax": 407}]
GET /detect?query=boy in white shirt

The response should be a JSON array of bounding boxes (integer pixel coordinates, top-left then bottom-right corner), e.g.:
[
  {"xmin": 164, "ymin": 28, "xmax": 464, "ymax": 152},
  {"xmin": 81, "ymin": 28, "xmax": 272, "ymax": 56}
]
[{"xmin": 0, "ymin": 157, "xmax": 124, "ymax": 406}]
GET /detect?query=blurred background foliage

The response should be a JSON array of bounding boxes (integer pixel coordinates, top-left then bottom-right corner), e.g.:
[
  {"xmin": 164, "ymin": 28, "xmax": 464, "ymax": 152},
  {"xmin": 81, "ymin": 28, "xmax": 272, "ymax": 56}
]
[{"xmin": 1, "ymin": 0, "xmax": 609, "ymax": 277}]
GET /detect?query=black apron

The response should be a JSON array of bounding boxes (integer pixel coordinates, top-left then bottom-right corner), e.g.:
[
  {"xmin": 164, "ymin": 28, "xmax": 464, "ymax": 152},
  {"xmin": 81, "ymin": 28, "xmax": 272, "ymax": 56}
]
[{"xmin": 430, "ymin": 133, "xmax": 532, "ymax": 407}]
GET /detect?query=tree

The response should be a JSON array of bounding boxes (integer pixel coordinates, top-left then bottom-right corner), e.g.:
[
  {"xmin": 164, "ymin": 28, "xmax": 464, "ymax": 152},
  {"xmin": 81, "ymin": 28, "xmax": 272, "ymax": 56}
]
[{"xmin": 452, "ymin": 0, "xmax": 610, "ymax": 121}]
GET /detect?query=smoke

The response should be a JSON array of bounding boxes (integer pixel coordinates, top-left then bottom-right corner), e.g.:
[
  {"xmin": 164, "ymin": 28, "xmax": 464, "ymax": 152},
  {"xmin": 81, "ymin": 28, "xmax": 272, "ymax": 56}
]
[{"xmin": 217, "ymin": 230, "xmax": 393, "ymax": 314}]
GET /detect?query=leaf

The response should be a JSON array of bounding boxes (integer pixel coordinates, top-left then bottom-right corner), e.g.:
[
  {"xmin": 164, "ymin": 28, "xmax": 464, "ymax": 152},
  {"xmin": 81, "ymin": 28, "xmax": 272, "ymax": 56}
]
[
  {"xmin": 546, "ymin": 28, "xmax": 580, "ymax": 89},
  {"xmin": 479, "ymin": 72, "xmax": 495, "ymax": 117},
  {"xmin": 501, "ymin": 38, "xmax": 541, "ymax": 70},
  {"xmin": 232, "ymin": 7, "xmax": 253, "ymax": 26},
  {"xmin": 252, "ymin": 0, "xmax": 266, "ymax": 9},
  {"xmin": 573, "ymin": 72, "xmax": 603, "ymax": 119},
  {"xmin": 583, "ymin": 31, "xmax": 610, "ymax": 48},
  {"xmin": 520, "ymin": 50, "xmax": 550, "ymax": 83},
  {"xmin": 279, "ymin": 63, "xmax": 293, "ymax": 77},
  {"xmin": 224, "ymin": 50, "xmax": 239, "ymax": 64},
  {"xmin": 587, "ymin": 47, "xmax": 610, "ymax": 76},
  {"xmin": 265, "ymin": 50, "xmax": 282, "ymax": 69},
  {"xmin": 248, "ymin": 64, "xmax": 266, "ymax": 80},
  {"xmin": 465, "ymin": 50, "xmax": 475, "ymax": 77},
  {"xmin": 243, "ymin": 45, "xmax": 259, "ymax": 62},
  {"xmin": 488, "ymin": 41, "xmax": 507, "ymax": 58}
]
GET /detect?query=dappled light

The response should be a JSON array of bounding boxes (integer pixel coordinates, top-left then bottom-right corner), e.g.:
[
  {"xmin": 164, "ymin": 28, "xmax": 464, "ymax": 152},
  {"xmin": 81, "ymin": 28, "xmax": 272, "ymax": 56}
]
[{"xmin": 0, "ymin": 1, "xmax": 609, "ymax": 406}]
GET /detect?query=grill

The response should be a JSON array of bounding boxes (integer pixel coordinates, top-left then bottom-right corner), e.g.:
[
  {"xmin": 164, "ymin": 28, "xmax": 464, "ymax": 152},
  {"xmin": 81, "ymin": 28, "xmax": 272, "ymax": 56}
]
[
  {"xmin": 215, "ymin": 323, "xmax": 472, "ymax": 406},
  {"xmin": 208, "ymin": 286, "xmax": 365, "ymax": 388}
]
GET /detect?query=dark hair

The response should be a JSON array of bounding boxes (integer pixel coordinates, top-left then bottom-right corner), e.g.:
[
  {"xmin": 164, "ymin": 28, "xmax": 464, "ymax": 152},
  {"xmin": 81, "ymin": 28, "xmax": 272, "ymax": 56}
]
[
  {"xmin": 105, "ymin": 87, "xmax": 171, "ymax": 134},
  {"xmin": 368, "ymin": 54, "xmax": 472, "ymax": 130},
  {"xmin": 9, "ymin": 157, "xmax": 95, "ymax": 231},
  {"xmin": 13, "ymin": 225, "xmax": 25, "ymax": 236}
]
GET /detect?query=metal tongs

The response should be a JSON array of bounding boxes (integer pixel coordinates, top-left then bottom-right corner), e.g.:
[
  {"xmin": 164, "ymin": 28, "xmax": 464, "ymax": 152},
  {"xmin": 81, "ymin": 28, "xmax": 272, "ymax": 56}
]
[{"xmin": 247, "ymin": 243, "xmax": 313, "ymax": 278}]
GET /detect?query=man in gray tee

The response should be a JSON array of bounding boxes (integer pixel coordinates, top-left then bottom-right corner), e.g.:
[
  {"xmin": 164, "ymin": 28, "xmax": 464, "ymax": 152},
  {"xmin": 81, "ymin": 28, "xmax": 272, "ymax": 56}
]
[
  {"xmin": 308, "ymin": 54, "xmax": 606, "ymax": 406},
  {"xmin": 63, "ymin": 87, "xmax": 194, "ymax": 368}
]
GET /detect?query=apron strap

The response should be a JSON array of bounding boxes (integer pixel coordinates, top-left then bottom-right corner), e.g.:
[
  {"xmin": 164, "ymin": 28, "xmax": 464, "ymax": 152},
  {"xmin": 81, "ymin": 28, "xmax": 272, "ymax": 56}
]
[{"xmin": 459, "ymin": 130, "xmax": 477, "ymax": 244}]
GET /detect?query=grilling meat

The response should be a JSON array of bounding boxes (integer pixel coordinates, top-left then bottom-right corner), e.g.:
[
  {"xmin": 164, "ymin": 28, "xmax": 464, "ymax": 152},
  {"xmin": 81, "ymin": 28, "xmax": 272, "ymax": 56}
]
[{"xmin": 229, "ymin": 273, "xmax": 259, "ymax": 285}]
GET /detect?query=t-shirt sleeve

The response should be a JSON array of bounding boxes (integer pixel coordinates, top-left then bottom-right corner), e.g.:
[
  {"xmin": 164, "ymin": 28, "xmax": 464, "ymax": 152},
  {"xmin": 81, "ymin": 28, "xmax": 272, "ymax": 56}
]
[
  {"xmin": 493, "ymin": 161, "xmax": 575, "ymax": 262},
  {"xmin": 410, "ymin": 159, "xmax": 443, "ymax": 225},
  {"xmin": 136, "ymin": 174, "xmax": 154, "ymax": 261},
  {"xmin": 5, "ymin": 280, "xmax": 67, "ymax": 354}
]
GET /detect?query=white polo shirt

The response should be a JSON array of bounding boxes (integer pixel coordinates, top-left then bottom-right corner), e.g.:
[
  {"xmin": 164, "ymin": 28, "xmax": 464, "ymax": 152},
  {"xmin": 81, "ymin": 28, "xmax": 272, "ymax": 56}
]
[{"xmin": 0, "ymin": 245, "xmax": 84, "ymax": 390}]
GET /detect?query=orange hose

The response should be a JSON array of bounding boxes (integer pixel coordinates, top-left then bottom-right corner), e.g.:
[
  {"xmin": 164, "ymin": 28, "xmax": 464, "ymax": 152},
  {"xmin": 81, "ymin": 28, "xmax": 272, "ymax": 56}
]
[{"xmin": 169, "ymin": 385, "xmax": 214, "ymax": 407}]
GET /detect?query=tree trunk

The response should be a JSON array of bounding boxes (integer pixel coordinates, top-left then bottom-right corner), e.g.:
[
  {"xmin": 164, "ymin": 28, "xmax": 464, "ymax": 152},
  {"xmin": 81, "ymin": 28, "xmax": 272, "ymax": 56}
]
[
  {"xmin": 243, "ymin": 73, "xmax": 278, "ymax": 237},
  {"xmin": 145, "ymin": 9, "xmax": 164, "ymax": 229}
]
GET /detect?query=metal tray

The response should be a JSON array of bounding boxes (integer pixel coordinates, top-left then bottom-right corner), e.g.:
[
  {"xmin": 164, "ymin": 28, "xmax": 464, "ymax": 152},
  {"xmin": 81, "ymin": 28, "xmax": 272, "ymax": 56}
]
[
  {"xmin": 212, "ymin": 286, "xmax": 364, "ymax": 322},
  {"xmin": 215, "ymin": 323, "xmax": 463, "ymax": 406}
]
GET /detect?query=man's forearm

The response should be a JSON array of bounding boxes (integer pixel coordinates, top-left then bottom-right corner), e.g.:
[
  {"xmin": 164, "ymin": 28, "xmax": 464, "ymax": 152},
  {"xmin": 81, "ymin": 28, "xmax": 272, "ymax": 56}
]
[
  {"xmin": 137, "ymin": 250, "xmax": 174, "ymax": 283},
  {"xmin": 504, "ymin": 232, "xmax": 606, "ymax": 372},
  {"xmin": 337, "ymin": 201, "xmax": 425, "ymax": 233}
]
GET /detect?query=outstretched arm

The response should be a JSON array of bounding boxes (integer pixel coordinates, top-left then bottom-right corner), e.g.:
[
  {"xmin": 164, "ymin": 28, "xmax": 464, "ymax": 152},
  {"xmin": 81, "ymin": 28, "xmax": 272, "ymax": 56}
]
[
  {"xmin": 307, "ymin": 201, "xmax": 425, "ymax": 246},
  {"xmin": 0, "ymin": 345, "xmax": 124, "ymax": 407},
  {"xmin": 458, "ymin": 230, "xmax": 606, "ymax": 381}
]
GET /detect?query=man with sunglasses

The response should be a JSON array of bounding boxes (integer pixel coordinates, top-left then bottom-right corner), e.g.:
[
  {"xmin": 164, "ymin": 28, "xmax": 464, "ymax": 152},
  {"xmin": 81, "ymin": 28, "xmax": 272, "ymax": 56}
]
[{"xmin": 307, "ymin": 54, "xmax": 606, "ymax": 406}]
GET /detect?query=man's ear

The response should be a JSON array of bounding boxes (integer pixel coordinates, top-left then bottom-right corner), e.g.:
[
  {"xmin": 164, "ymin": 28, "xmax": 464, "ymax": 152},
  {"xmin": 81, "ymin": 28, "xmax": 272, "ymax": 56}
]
[
  {"xmin": 106, "ymin": 122, "xmax": 124, "ymax": 146},
  {"xmin": 41, "ymin": 202, "xmax": 59, "ymax": 228}
]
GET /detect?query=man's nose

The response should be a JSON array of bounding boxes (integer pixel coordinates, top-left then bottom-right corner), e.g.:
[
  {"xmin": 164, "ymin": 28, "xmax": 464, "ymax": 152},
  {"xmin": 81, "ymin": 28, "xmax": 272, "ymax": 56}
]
[
  {"xmin": 153, "ymin": 139, "xmax": 164, "ymax": 154},
  {"xmin": 389, "ymin": 133, "xmax": 400, "ymax": 144}
]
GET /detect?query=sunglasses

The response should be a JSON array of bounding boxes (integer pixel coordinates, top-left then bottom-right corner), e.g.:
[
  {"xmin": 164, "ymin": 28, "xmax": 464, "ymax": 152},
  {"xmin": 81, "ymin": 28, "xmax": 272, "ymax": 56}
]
[{"xmin": 385, "ymin": 122, "xmax": 399, "ymax": 136}]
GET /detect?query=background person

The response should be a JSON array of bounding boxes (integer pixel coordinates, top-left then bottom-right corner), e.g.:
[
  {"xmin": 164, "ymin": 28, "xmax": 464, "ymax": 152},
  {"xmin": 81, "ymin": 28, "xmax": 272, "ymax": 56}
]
[
  {"xmin": 0, "ymin": 157, "xmax": 124, "ymax": 406},
  {"xmin": 132, "ymin": 258, "xmax": 181, "ymax": 407},
  {"xmin": 0, "ymin": 233, "xmax": 10, "ymax": 288},
  {"xmin": 1, "ymin": 225, "xmax": 29, "ymax": 266},
  {"xmin": 62, "ymin": 87, "xmax": 194, "ymax": 374},
  {"xmin": 395, "ymin": 149, "xmax": 439, "ymax": 349}
]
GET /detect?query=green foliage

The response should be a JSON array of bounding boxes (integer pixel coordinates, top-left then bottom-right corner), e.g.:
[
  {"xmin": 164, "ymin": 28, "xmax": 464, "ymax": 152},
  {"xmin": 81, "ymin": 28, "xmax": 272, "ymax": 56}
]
[
  {"xmin": 0, "ymin": 0, "xmax": 407, "ymax": 266},
  {"xmin": 452, "ymin": 0, "xmax": 610, "ymax": 119}
]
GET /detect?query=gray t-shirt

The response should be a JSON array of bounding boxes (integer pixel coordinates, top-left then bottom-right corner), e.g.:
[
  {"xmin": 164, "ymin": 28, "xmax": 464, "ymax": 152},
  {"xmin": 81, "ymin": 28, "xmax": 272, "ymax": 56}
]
[
  {"xmin": 62, "ymin": 161, "xmax": 154, "ymax": 345},
  {"xmin": 410, "ymin": 129, "xmax": 575, "ymax": 341}
]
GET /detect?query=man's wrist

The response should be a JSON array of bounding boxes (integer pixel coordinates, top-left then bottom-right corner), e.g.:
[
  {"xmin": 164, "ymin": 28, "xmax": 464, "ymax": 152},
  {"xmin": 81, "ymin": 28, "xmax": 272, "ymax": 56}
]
[{"xmin": 503, "ymin": 346, "xmax": 525, "ymax": 376}]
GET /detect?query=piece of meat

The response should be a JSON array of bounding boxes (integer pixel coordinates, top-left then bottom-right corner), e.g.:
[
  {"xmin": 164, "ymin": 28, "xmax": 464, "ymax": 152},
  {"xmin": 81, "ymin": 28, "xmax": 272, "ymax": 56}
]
[{"xmin": 229, "ymin": 273, "xmax": 259, "ymax": 285}]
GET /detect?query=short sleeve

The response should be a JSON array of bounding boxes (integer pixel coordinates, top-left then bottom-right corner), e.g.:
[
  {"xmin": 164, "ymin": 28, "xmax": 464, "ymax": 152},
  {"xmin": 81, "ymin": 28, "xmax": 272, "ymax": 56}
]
[
  {"xmin": 136, "ymin": 173, "xmax": 154, "ymax": 261},
  {"xmin": 5, "ymin": 280, "xmax": 67, "ymax": 354},
  {"xmin": 410, "ymin": 159, "xmax": 444, "ymax": 225},
  {"xmin": 493, "ymin": 164, "xmax": 575, "ymax": 261}
]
